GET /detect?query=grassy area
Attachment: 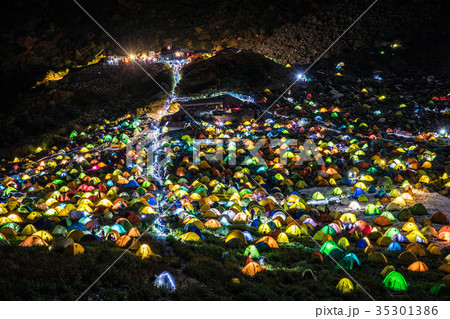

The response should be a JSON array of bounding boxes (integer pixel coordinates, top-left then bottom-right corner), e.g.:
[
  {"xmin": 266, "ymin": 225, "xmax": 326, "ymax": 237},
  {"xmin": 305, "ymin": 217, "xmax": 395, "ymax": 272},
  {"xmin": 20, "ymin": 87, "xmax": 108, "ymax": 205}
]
[
  {"xmin": 0, "ymin": 64, "xmax": 172, "ymax": 160},
  {"xmin": 2, "ymin": 217, "xmax": 448, "ymax": 301}
]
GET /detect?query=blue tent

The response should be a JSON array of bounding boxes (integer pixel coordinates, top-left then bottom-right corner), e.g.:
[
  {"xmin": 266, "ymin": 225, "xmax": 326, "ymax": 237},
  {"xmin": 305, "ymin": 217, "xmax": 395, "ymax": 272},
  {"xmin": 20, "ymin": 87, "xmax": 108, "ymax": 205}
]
[
  {"xmin": 250, "ymin": 218, "xmax": 261, "ymax": 228},
  {"xmin": 353, "ymin": 188, "xmax": 365, "ymax": 198},
  {"xmin": 340, "ymin": 253, "xmax": 361, "ymax": 269},
  {"xmin": 388, "ymin": 242, "xmax": 402, "ymax": 252},
  {"xmin": 111, "ymin": 224, "xmax": 127, "ymax": 234},
  {"xmin": 269, "ymin": 187, "xmax": 281, "ymax": 193},
  {"xmin": 270, "ymin": 210, "xmax": 284, "ymax": 217},
  {"xmin": 68, "ymin": 222, "xmax": 87, "ymax": 232},
  {"xmin": 242, "ymin": 230, "xmax": 254, "ymax": 242},
  {"xmin": 356, "ymin": 238, "xmax": 369, "ymax": 249},
  {"xmin": 184, "ymin": 223, "xmax": 199, "ymax": 232},
  {"xmin": 148, "ymin": 197, "xmax": 158, "ymax": 205},
  {"xmin": 392, "ymin": 233, "xmax": 409, "ymax": 243},
  {"xmin": 124, "ymin": 180, "xmax": 140, "ymax": 188},
  {"xmin": 69, "ymin": 211, "xmax": 85, "ymax": 221},
  {"xmin": 343, "ymin": 253, "xmax": 361, "ymax": 266},
  {"xmin": 294, "ymin": 210, "xmax": 308, "ymax": 219},
  {"xmin": 155, "ymin": 272, "xmax": 176, "ymax": 292},
  {"xmin": 341, "ymin": 177, "xmax": 352, "ymax": 185}
]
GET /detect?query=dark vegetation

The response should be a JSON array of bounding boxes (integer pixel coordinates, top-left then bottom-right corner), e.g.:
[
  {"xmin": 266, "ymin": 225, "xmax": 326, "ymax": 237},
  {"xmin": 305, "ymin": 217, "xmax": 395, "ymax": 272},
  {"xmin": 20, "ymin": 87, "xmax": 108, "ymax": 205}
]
[
  {"xmin": 176, "ymin": 52, "xmax": 291, "ymax": 97},
  {"xmin": 0, "ymin": 64, "xmax": 172, "ymax": 159},
  {"xmin": 1, "ymin": 224, "xmax": 448, "ymax": 301}
]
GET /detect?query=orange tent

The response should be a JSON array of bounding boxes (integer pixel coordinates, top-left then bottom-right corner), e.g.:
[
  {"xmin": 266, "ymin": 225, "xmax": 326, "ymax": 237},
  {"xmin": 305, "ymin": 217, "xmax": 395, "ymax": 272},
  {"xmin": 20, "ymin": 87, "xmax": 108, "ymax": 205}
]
[
  {"xmin": 373, "ymin": 216, "xmax": 393, "ymax": 227},
  {"xmin": 116, "ymin": 235, "xmax": 132, "ymax": 247},
  {"xmin": 205, "ymin": 219, "xmax": 222, "ymax": 229},
  {"xmin": 128, "ymin": 227, "xmax": 141, "ymax": 238},
  {"xmin": 408, "ymin": 261, "xmax": 428, "ymax": 272},
  {"xmin": 255, "ymin": 236, "xmax": 279, "ymax": 248},
  {"xmin": 20, "ymin": 235, "xmax": 49, "ymax": 247},
  {"xmin": 242, "ymin": 262, "xmax": 266, "ymax": 276}
]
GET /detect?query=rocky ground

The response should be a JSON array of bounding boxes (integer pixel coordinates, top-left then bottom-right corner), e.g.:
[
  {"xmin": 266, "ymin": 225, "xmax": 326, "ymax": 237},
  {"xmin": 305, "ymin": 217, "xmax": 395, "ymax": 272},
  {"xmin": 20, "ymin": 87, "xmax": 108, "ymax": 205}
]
[{"xmin": 239, "ymin": 0, "xmax": 449, "ymax": 79}]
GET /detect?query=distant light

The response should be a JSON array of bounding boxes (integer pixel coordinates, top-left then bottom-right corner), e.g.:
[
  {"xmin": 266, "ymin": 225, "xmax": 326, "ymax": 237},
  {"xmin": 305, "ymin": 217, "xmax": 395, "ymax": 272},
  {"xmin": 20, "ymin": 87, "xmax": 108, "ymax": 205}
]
[
  {"xmin": 440, "ymin": 129, "xmax": 446, "ymax": 135},
  {"xmin": 129, "ymin": 54, "xmax": 136, "ymax": 60},
  {"xmin": 297, "ymin": 73, "xmax": 303, "ymax": 80}
]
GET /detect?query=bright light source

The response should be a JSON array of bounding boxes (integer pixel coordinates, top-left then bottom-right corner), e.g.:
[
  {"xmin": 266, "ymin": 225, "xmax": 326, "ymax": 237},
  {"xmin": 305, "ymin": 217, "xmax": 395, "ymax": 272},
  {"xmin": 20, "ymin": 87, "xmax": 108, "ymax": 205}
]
[
  {"xmin": 297, "ymin": 73, "xmax": 303, "ymax": 80},
  {"xmin": 129, "ymin": 54, "xmax": 136, "ymax": 60},
  {"xmin": 440, "ymin": 129, "xmax": 446, "ymax": 135}
]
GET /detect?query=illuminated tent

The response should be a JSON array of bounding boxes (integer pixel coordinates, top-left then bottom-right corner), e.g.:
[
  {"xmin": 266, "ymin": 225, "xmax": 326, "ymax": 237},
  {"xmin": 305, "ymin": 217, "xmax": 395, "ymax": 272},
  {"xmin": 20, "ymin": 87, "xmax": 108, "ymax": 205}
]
[
  {"xmin": 136, "ymin": 244, "xmax": 153, "ymax": 259},
  {"xmin": 383, "ymin": 271, "xmax": 408, "ymax": 291},
  {"xmin": 20, "ymin": 235, "xmax": 49, "ymax": 247},
  {"xmin": 63, "ymin": 243, "xmax": 85, "ymax": 256},
  {"xmin": 155, "ymin": 272, "xmax": 176, "ymax": 292},
  {"xmin": 336, "ymin": 278, "xmax": 354, "ymax": 293},
  {"xmin": 244, "ymin": 245, "xmax": 260, "ymax": 258},
  {"xmin": 242, "ymin": 262, "xmax": 265, "ymax": 276},
  {"xmin": 320, "ymin": 241, "xmax": 343, "ymax": 259},
  {"xmin": 180, "ymin": 232, "xmax": 202, "ymax": 242},
  {"xmin": 408, "ymin": 261, "xmax": 428, "ymax": 272}
]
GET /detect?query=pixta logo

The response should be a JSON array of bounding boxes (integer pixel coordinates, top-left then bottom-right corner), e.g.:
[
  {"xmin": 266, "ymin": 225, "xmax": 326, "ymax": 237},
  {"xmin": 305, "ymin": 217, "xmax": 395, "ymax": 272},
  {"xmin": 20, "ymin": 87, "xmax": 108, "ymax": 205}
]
[
  {"xmin": 191, "ymin": 138, "xmax": 325, "ymax": 166},
  {"xmin": 126, "ymin": 134, "xmax": 325, "ymax": 179}
]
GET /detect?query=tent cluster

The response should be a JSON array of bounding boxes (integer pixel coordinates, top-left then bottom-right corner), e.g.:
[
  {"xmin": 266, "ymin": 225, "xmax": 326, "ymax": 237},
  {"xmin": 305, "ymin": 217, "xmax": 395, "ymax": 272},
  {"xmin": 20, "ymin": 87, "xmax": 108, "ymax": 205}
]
[
  {"xmin": 0, "ymin": 118, "xmax": 159, "ymax": 261},
  {"xmin": 155, "ymin": 110, "xmax": 450, "ymax": 291},
  {"xmin": 0, "ymin": 63, "xmax": 449, "ymax": 298}
]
